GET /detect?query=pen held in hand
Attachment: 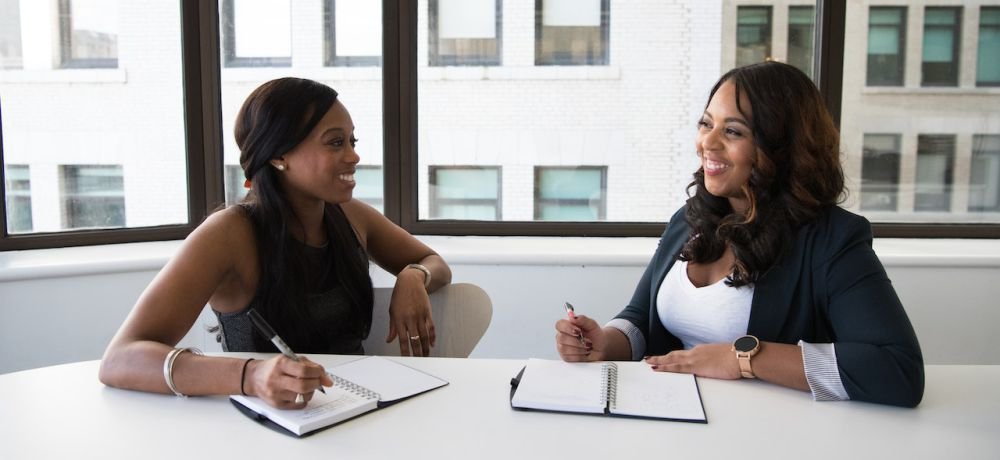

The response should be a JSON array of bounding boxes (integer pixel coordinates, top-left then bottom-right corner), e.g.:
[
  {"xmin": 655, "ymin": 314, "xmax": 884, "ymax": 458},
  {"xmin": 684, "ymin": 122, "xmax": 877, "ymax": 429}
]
[
  {"xmin": 246, "ymin": 308, "xmax": 326, "ymax": 394},
  {"xmin": 563, "ymin": 302, "xmax": 588, "ymax": 347}
]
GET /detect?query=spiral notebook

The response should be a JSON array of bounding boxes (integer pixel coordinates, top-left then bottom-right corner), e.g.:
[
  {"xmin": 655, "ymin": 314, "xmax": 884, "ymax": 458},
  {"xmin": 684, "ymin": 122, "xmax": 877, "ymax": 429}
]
[
  {"xmin": 509, "ymin": 358, "xmax": 706, "ymax": 423},
  {"xmin": 231, "ymin": 356, "xmax": 448, "ymax": 437}
]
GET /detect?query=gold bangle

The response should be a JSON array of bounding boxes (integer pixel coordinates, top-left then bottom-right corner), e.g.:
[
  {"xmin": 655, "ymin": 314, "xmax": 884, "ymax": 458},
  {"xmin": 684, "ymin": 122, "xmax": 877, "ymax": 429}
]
[
  {"xmin": 163, "ymin": 347, "xmax": 203, "ymax": 397},
  {"xmin": 405, "ymin": 263, "xmax": 431, "ymax": 289}
]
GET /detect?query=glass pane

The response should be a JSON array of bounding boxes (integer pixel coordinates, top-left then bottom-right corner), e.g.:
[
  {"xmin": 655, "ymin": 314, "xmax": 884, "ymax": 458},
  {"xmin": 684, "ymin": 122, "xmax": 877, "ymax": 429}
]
[
  {"xmin": 418, "ymin": 0, "xmax": 828, "ymax": 224},
  {"xmin": 353, "ymin": 166, "xmax": 384, "ymax": 213},
  {"xmin": 62, "ymin": 0, "xmax": 119, "ymax": 68},
  {"xmin": 969, "ymin": 135, "xmax": 1000, "ymax": 212},
  {"xmin": 432, "ymin": 168, "xmax": 499, "ymax": 199},
  {"xmin": 219, "ymin": 0, "xmax": 384, "ymax": 215},
  {"xmin": 429, "ymin": 0, "xmax": 501, "ymax": 65},
  {"xmin": 3, "ymin": 165, "xmax": 32, "ymax": 233},
  {"xmin": 861, "ymin": 134, "xmax": 901, "ymax": 212},
  {"xmin": 0, "ymin": 0, "xmax": 22, "ymax": 69},
  {"xmin": 978, "ymin": 8, "xmax": 1000, "ymax": 86},
  {"xmin": 536, "ymin": 0, "xmax": 608, "ymax": 66},
  {"xmin": 1, "ymin": 1, "xmax": 188, "ymax": 234},
  {"xmin": 787, "ymin": 6, "xmax": 814, "ymax": 78},
  {"xmin": 537, "ymin": 168, "xmax": 602, "ymax": 199},
  {"xmin": 221, "ymin": 0, "xmax": 291, "ymax": 67},
  {"xmin": 866, "ymin": 7, "xmax": 905, "ymax": 86}
]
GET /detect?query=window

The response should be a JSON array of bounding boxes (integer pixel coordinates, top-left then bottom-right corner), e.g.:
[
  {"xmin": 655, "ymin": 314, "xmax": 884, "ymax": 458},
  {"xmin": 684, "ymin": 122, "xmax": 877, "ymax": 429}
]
[
  {"xmin": 922, "ymin": 7, "xmax": 962, "ymax": 87},
  {"xmin": 535, "ymin": 0, "xmax": 609, "ymax": 66},
  {"xmin": 534, "ymin": 166, "xmax": 606, "ymax": 221},
  {"xmin": 867, "ymin": 7, "xmax": 906, "ymax": 86},
  {"xmin": 4, "ymin": 165, "xmax": 32, "ymax": 233},
  {"xmin": 224, "ymin": 165, "xmax": 247, "ymax": 206},
  {"xmin": 429, "ymin": 167, "xmax": 501, "ymax": 220},
  {"xmin": 0, "ymin": 0, "xmax": 22, "ymax": 69},
  {"xmin": 59, "ymin": 0, "xmax": 119, "ymax": 69},
  {"xmin": 428, "ymin": 0, "xmax": 502, "ymax": 66},
  {"xmin": 221, "ymin": 0, "xmax": 291, "ymax": 67},
  {"xmin": 970, "ymin": 135, "xmax": 1000, "ymax": 212},
  {"xmin": 736, "ymin": 6, "xmax": 772, "ymax": 67},
  {"xmin": 354, "ymin": 165, "xmax": 384, "ymax": 213},
  {"xmin": 325, "ymin": 0, "xmax": 381, "ymax": 66},
  {"xmin": 60, "ymin": 165, "xmax": 125, "ymax": 229},
  {"xmin": 788, "ymin": 6, "xmax": 815, "ymax": 78},
  {"xmin": 1, "ymin": 1, "xmax": 187, "ymax": 245},
  {"xmin": 861, "ymin": 134, "xmax": 901, "ymax": 212},
  {"xmin": 914, "ymin": 135, "xmax": 955, "ymax": 212},
  {"xmin": 978, "ymin": 7, "xmax": 1000, "ymax": 87}
]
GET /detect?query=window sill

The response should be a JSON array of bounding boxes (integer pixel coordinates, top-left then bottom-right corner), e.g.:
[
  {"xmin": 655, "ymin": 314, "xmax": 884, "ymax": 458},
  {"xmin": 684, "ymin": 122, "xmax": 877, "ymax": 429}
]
[
  {"xmin": 1, "ymin": 236, "xmax": 998, "ymax": 283},
  {"xmin": 0, "ymin": 68, "xmax": 128, "ymax": 84}
]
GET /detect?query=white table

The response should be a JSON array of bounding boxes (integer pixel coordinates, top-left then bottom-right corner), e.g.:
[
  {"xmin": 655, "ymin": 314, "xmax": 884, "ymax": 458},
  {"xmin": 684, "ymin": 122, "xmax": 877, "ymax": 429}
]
[{"xmin": 1, "ymin": 355, "xmax": 997, "ymax": 459}]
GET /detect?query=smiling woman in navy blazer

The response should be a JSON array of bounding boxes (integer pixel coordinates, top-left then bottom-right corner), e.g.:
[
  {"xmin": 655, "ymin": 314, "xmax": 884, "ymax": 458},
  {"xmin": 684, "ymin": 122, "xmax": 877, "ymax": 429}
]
[{"xmin": 555, "ymin": 61, "xmax": 924, "ymax": 408}]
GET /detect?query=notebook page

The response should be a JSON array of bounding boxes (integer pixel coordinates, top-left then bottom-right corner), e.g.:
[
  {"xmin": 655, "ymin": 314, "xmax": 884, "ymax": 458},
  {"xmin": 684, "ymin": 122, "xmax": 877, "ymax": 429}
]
[
  {"xmin": 609, "ymin": 362, "xmax": 706, "ymax": 421},
  {"xmin": 329, "ymin": 356, "xmax": 448, "ymax": 403},
  {"xmin": 511, "ymin": 359, "xmax": 607, "ymax": 414}
]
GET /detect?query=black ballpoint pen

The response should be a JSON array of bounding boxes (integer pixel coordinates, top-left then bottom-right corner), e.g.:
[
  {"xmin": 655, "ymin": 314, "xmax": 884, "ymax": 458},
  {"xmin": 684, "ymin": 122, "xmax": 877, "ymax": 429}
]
[{"xmin": 247, "ymin": 308, "xmax": 326, "ymax": 394}]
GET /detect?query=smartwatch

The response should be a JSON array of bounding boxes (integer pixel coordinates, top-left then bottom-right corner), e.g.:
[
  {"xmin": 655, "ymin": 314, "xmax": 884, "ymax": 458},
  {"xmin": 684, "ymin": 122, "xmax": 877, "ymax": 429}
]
[{"xmin": 732, "ymin": 335, "xmax": 760, "ymax": 379}]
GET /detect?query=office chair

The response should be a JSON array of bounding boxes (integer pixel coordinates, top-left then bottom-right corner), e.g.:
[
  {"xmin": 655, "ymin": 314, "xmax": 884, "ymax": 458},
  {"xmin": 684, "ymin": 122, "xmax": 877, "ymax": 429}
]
[{"xmin": 363, "ymin": 282, "xmax": 493, "ymax": 358}]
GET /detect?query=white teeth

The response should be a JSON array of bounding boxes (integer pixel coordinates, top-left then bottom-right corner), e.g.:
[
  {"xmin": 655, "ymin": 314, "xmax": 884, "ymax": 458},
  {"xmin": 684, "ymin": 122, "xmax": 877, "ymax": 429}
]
[
  {"xmin": 340, "ymin": 173, "xmax": 355, "ymax": 182},
  {"xmin": 705, "ymin": 159, "xmax": 729, "ymax": 173}
]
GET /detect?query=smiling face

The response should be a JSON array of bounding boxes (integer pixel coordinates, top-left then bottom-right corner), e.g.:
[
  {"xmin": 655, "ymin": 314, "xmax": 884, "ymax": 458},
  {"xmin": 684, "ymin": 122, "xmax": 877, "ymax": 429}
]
[
  {"xmin": 696, "ymin": 80, "xmax": 758, "ymax": 214},
  {"xmin": 273, "ymin": 100, "xmax": 360, "ymax": 207}
]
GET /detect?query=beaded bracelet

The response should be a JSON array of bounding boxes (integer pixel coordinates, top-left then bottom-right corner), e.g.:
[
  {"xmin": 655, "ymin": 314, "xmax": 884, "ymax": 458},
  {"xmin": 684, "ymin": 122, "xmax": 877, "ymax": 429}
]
[
  {"xmin": 240, "ymin": 358, "xmax": 255, "ymax": 396},
  {"xmin": 163, "ymin": 347, "xmax": 203, "ymax": 397}
]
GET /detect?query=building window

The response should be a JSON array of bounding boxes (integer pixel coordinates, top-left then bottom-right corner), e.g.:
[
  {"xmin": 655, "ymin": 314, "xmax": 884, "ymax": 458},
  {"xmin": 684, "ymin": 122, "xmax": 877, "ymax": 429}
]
[
  {"xmin": 787, "ymin": 6, "xmax": 814, "ymax": 78},
  {"xmin": 59, "ymin": 0, "xmax": 119, "ymax": 69},
  {"xmin": 534, "ymin": 0, "xmax": 609, "ymax": 66},
  {"xmin": 860, "ymin": 134, "xmax": 901, "ymax": 212},
  {"xmin": 354, "ymin": 165, "xmax": 384, "ymax": 214},
  {"xmin": 429, "ymin": 166, "xmax": 501, "ymax": 220},
  {"xmin": 4, "ymin": 165, "xmax": 32, "ymax": 233},
  {"xmin": 428, "ymin": 0, "xmax": 502, "ymax": 66},
  {"xmin": 867, "ymin": 6, "xmax": 906, "ymax": 86},
  {"xmin": 922, "ymin": 7, "xmax": 962, "ymax": 87},
  {"xmin": 914, "ymin": 135, "xmax": 955, "ymax": 212},
  {"xmin": 736, "ymin": 6, "xmax": 772, "ymax": 67},
  {"xmin": 0, "ymin": 0, "xmax": 22, "ymax": 69},
  {"xmin": 60, "ymin": 165, "xmax": 125, "ymax": 229},
  {"xmin": 324, "ymin": 0, "xmax": 381, "ymax": 67},
  {"xmin": 970, "ymin": 135, "xmax": 1000, "ymax": 212},
  {"xmin": 221, "ymin": 0, "xmax": 291, "ymax": 68},
  {"xmin": 978, "ymin": 7, "xmax": 1000, "ymax": 87},
  {"xmin": 224, "ymin": 165, "xmax": 247, "ymax": 206},
  {"xmin": 534, "ymin": 166, "xmax": 607, "ymax": 221}
]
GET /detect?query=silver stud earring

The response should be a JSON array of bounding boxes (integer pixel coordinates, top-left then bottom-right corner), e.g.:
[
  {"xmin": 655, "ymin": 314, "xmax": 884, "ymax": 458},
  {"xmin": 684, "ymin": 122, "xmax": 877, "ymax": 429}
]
[{"xmin": 276, "ymin": 164, "xmax": 286, "ymax": 171}]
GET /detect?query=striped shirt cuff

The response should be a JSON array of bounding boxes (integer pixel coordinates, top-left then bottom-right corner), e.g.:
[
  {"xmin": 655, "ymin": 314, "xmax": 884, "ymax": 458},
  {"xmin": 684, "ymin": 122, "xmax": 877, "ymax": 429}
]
[
  {"xmin": 798, "ymin": 340, "xmax": 850, "ymax": 401},
  {"xmin": 606, "ymin": 318, "xmax": 645, "ymax": 361}
]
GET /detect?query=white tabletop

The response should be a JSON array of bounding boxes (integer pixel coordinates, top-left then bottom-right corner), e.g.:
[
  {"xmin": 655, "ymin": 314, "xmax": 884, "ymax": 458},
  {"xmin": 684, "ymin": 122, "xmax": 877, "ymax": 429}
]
[{"xmin": 0, "ymin": 355, "xmax": 997, "ymax": 459}]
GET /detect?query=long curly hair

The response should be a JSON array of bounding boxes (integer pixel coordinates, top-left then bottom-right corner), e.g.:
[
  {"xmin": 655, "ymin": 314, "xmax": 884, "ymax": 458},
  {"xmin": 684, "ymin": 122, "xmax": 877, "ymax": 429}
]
[
  {"xmin": 233, "ymin": 77, "xmax": 373, "ymax": 349},
  {"xmin": 680, "ymin": 61, "xmax": 845, "ymax": 287}
]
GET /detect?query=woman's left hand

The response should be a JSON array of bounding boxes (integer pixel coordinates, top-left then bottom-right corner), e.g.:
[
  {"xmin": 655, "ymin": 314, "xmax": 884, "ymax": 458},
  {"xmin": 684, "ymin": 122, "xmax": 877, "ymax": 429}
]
[
  {"xmin": 644, "ymin": 343, "xmax": 741, "ymax": 380},
  {"xmin": 386, "ymin": 271, "xmax": 436, "ymax": 357}
]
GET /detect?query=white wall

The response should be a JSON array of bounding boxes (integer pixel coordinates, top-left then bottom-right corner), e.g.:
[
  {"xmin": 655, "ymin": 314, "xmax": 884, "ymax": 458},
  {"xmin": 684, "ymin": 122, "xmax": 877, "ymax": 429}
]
[{"xmin": 1, "ymin": 236, "xmax": 999, "ymax": 374}]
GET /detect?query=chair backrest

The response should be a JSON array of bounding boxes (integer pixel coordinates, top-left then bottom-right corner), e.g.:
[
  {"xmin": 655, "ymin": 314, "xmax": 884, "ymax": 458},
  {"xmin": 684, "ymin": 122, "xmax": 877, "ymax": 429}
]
[{"xmin": 363, "ymin": 283, "xmax": 492, "ymax": 358}]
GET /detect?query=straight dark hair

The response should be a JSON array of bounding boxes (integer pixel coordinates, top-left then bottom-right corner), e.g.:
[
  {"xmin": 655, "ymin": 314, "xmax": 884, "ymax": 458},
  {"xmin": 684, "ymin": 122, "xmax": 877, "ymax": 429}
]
[
  {"xmin": 233, "ymin": 77, "xmax": 373, "ymax": 351},
  {"xmin": 681, "ymin": 61, "xmax": 845, "ymax": 287}
]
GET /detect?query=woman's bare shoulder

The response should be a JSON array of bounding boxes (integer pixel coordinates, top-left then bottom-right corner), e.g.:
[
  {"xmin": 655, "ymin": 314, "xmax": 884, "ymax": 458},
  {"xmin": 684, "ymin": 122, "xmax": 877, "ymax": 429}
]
[{"xmin": 186, "ymin": 206, "xmax": 258, "ymax": 253}]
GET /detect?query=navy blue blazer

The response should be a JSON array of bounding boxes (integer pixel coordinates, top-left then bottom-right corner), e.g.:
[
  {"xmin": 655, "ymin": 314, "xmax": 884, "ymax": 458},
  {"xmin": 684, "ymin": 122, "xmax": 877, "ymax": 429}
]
[{"xmin": 614, "ymin": 205, "xmax": 924, "ymax": 407}]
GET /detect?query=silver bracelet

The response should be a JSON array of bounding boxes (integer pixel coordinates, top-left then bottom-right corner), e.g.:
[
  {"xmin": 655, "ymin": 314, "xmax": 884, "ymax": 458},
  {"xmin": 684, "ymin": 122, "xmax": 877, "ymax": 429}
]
[
  {"xmin": 405, "ymin": 263, "xmax": 432, "ymax": 289},
  {"xmin": 163, "ymin": 347, "xmax": 203, "ymax": 397}
]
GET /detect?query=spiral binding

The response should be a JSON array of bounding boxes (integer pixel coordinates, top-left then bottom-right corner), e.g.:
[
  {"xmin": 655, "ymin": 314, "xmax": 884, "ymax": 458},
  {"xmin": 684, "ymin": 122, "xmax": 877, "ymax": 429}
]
[
  {"xmin": 602, "ymin": 362, "xmax": 619, "ymax": 410},
  {"xmin": 328, "ymin": 373, "xmax": 381, "ymax": 401}
]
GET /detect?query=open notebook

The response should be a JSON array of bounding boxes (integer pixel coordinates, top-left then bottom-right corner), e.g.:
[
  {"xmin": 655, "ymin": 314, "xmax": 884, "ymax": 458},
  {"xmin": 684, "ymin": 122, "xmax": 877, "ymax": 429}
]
[
  {"xmin": 231, "ymin": 356, "xmax": 448, "ymax": 437},
  {"xmin": 509, "ymin": 358, "xmax": 706, "ymax": 423}
]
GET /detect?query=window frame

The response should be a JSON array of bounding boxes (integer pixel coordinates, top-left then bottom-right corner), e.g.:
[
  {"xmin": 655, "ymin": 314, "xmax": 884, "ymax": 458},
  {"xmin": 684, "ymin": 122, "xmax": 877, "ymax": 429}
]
[
  {"xmin": 2, "ymin": 0, "xmax": 998, "ymax": 251},
  {"xmin": 427, "ymin": 0, "xmax": 503, "ymax": 67},
  {"xmin": 866, "ymin": 6, "xmax": 907, "ymax": 87},
  {"xmin": 324, "ymin": 0, "xmax": 382, "ymax": 67},
  {"xmin": 220, "ymin": 0, "xmax": 292, "ymax": 68},
  {"xmin": 428, "ymin": 165, "xmax": 502, "ymax": 221},
  {"xmin": 58, "ymin": 0, "xmax": 119, "ymax": 69},
  {"xmin": 533, "ymin": 166, "xmax": 608, "ymax": 221},
  {"xmin": 920, "ymin": 6, "xmax": 962, "ymax": 87},
  {"xmin": 977, "ymin": 6, "xmax": 1000, "ymax": 87},
  {"xmin": 533, "ymin": 0, "xmax": 610, "ymax": 66}
]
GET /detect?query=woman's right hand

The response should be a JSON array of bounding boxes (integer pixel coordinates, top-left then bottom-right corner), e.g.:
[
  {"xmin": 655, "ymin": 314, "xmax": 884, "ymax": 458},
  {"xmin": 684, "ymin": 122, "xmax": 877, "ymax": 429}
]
[
  {"xmin": 554, "ymin": 314, "xmax": 606, "ymax": 362},
  {"xmin": 244, "ymin": 355, "xmax": 333, "ymax": 409}
]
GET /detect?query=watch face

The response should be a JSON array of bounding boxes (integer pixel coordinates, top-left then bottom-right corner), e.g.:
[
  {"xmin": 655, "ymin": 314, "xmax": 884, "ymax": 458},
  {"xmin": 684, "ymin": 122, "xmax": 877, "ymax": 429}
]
[{"xmin": 734, "ymin": 335, "xmax": 759, "ymax": 353}]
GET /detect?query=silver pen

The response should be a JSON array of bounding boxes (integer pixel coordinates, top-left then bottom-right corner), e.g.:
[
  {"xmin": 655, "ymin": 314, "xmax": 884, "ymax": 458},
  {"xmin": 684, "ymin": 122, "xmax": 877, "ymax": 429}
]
[
  {"xmin": 564, "ymin": 302, "xmax": 588, "ymax": 347},
  {"xmin": 247, "ymin": 308, "xmax": 326, "ymax": 394}
]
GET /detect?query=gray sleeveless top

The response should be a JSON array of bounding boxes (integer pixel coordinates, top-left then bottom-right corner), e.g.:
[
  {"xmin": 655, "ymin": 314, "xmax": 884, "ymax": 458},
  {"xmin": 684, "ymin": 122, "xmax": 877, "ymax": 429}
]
[{"xmin": 212, "ymin": 240, "xmax": 368, "ymax": 355}]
